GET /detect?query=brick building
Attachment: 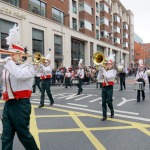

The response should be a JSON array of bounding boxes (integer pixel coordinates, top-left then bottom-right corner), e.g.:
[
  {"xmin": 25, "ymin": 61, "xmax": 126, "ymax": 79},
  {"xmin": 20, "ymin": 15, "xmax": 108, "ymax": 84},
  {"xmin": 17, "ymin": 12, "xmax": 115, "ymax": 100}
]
[{"xmin": 0, "ymin": 0, "xmax": 134, "ymax": 68}]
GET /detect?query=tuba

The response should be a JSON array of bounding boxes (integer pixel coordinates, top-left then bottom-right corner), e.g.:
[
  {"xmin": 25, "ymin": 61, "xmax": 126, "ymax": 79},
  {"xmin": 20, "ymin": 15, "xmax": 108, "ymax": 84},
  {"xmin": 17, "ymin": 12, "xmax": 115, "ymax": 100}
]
[{"xmin": 92, "ymin": 52, "xmax": 107, "ymax": 68}]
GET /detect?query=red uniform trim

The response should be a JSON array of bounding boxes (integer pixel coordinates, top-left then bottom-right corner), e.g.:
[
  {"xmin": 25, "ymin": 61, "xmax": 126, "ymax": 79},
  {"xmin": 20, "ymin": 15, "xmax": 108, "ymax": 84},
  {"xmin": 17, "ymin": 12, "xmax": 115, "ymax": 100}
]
[
  {"xmin": 12, "ymin": 44, "xmax": 24, "ymax": 52},
  {"xmin": 102, "ymin": 81, "xmax": 114, "ymax": 86},
  {"xmin": 40, "ymin": 75, "xmax": 52, "ymax": 80},
  {"xmin": 3, "ymin": 90, "xmax": 32, "ymax": 101}
]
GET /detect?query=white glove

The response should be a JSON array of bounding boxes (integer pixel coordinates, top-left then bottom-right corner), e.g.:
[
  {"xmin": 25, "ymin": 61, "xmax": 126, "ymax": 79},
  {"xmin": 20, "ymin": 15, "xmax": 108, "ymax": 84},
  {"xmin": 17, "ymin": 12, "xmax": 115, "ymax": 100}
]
[
  {"xmin": 99, "ymin": 66, "xmax": 104, "ymax": 72},
  {"xmin": 3, "ymin": 57, "xmax": 12, "ymax": 63}
]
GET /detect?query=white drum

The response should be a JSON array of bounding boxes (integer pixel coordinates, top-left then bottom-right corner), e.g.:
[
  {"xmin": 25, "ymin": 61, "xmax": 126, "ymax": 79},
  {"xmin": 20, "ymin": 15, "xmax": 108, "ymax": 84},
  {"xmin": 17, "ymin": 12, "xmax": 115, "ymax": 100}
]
[
  {"xmin": 134, "ymin": 82, "xmax": 144, "ymax": 91},
  {"xmin": 72, "ymin": 79, "xmax": 79, "ymax": 85}
]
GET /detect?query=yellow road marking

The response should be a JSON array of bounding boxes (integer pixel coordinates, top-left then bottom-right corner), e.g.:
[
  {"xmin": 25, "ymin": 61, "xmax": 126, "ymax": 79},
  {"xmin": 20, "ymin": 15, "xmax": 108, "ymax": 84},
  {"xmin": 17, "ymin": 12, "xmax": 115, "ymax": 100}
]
[
  {"xmin": 36, "ymin": 114, "xmax": 87, "ymax": 118},
  {"xmin": 70, "ymin": 112, "xmax": 106, "ymax": 150},
  {"xmin": 30, "ymin": 106, "xmax": 40, "ymax": 149}
]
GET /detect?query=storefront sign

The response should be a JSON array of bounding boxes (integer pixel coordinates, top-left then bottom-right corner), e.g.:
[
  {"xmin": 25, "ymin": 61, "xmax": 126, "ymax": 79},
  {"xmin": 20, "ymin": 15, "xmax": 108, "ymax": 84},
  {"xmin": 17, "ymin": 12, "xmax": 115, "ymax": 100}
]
[{"xmin": 0, "ymin": 6, "xmax": 26, "ymax": 19}]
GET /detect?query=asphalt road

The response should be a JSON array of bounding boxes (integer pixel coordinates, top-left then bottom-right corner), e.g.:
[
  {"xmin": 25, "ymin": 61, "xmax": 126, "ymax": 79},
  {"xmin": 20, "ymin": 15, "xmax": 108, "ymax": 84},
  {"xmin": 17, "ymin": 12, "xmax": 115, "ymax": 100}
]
[{"xmin": 1, "ymin": 76, "xmax": 150, "ymax": 150}]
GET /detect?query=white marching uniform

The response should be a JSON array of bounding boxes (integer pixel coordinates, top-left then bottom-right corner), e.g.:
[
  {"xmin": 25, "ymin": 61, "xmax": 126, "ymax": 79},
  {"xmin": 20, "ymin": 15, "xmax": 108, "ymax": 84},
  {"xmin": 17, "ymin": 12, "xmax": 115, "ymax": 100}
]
[
  {"xmin": 77, "ymin": 68, "xmax": 84, "ymax": 79},
  {"xmin": 40, "ymin": 65, "xmax": 53, "ymax": 79},
  {"xmin": 2, "ymin": 60, "xmax": 35, "ymax": 101}
]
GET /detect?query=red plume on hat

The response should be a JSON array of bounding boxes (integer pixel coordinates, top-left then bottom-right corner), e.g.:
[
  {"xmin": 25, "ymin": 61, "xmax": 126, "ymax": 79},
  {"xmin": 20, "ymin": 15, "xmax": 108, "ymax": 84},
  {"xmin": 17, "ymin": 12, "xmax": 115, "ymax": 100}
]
[{"xmin": 5, "ymin": 24, "xmax": 24, "ymax": 53}]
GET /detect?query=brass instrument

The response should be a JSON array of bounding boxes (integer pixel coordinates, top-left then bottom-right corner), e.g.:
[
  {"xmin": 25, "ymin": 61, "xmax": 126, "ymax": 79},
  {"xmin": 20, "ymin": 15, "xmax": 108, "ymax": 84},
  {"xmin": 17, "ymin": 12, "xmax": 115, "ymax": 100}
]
[
  {"xmin": 32, "ymin": 52, "xmax": 46, "ymax": 65},
  {"xmin": 117, "ymin": 65, "xmax": 123, "ymax": 73},
  {"xmin": 147, "ymin": 70, "xmax": 150, "ymax": 76},
  {"xmin": 92, "ymin": 52, "xmax": 107, "ymax": 68}
]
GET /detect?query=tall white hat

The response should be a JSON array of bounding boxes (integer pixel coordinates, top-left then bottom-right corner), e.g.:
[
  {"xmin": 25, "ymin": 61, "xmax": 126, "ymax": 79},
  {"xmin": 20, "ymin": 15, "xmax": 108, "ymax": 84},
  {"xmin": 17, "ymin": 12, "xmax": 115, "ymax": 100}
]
[
  {"xmin": 78, "ymin": 59, "xmax": 83, "ymax": 64},
  {"xmin": 5, "ymin": 24, "xmax": 24, "ymax": 53},
  {"xmin": 45, "ymin": 54, "xmax": 51, "ymax": 62},
  {"xmin": 121, "ymin": 59, "xmax": 124, "ymax": 65},
  {"xmin": 107, "ymin": 54, "xmax": 115, "ymax": 64},
  {"xmin": 138, "ymin": 59, "xmax": 144, "ymax": 67}
]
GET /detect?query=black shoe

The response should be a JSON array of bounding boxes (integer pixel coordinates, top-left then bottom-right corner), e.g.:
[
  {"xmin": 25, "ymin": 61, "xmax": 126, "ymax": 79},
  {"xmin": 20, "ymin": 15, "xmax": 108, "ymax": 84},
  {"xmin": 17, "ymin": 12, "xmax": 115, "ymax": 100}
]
[
  {"xmin": 142, "ymin": 97, "xmax": 145, "ymax": 101},
  {"xmin": 137, "ymin": 99, "xmax": 140, "ymax": 102},
  {"xmin": 110, "ymin": 111, "xmax": 114, "ymax": 118},
  {"xmin": 50, "ymin": 101, "xmax": 54, "ymax": 106},
  {"xmin": 119, "ymin": 89, "xmax": 123, "ymax": 91},
  {"xmin": 81, "ymin": 89, "xmax": 83, "ymax": 93},
  {"xmin": 38, "ymin": 104, "xmax": 44, "ymax": 108},
  {"xmin": 101, "ymin": 117, "xmax": 107, "ymax": 121},
  {"xmin": 77, "ymin": 93, "xmax": 80, "ymax": 95}
]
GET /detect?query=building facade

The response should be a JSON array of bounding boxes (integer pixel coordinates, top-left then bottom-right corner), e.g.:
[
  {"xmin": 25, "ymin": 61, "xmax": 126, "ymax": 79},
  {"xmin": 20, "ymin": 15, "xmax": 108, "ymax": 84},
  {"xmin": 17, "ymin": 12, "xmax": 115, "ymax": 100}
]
[{"xmin": 0, "ymin": 0, "xmax": 134, "ymax": 68}]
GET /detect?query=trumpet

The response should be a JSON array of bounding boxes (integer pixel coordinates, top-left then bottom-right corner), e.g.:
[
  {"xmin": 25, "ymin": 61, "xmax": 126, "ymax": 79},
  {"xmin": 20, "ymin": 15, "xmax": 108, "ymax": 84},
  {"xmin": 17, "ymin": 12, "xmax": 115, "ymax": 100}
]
[
  {"xmin": 92, "ymin": 52, "xmax": 107, "ymax": 69},
  {"xmin": 32, "ymin": 52, "xmax": 46, "ymax": 65}
]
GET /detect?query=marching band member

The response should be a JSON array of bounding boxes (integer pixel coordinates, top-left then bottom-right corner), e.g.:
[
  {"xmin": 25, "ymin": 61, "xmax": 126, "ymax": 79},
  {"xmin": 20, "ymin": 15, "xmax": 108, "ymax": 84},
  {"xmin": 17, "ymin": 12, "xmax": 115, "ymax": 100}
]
[
  {"xmin": 1, "ymin": 25, "xmax": 39, "ymax": 150},
  {"xmin": 135, "ymin": 59, "xmax": 147, "ymax": 102},
  {"xmin": 65, "ymin": 67, "xmax": 71, "ymax": 88},
  {"xmin": 39, "ymin": 54, "xmax": 54, "ymax": 108},
  {"xmin": 76, "ymin": 59, "xmax": 84, "ymax": 95},
  {"xmin": 98, "ymin": 54, "xmax": 117, "ymax": 121},
  {"xmin": 146, "ymin": 68, "xmax": 150, "ymax": 90},
  {"xmin": 32, "ymin": 64, "xmax": 41, "ymax": 93},
  {"xmin": 118, "ymin": 59, "xmax": 128, "ymax": 90}
]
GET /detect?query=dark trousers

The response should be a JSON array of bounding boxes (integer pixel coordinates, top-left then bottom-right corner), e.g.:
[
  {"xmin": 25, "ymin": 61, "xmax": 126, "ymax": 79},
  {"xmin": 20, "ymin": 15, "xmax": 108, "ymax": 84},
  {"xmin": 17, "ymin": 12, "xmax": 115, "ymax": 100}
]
[
  {"xmin": 32, "ymin": 77, "xmax": 41, "ymax": 93},
  {"xmin": 40, "ymin": 78, "xmax": 54, "ymax": 105},
  {"xmin": 148, "ymin": 76, "xmax": 150, "ymax": 89},
  {"xmin": 120, "ymin": 74, "xmax": 126, "ymax": 90},
  {"xmin": 77, "ymin": 78, "xmax": 83, "ymax": 94},
  {"xmin": 2, "ymin": 98, "xmax": 39, "ymax": 150},
  {"xmin": 65, "ymin": 77, "xmax": 71, "ymax": 88},
  {"xmin": 102, "ymin": 86, "xmax": 114, "ymax": 118},
  {"xmin": 137, "ymin": 82, "xmax": 145, "ymax": 100}
]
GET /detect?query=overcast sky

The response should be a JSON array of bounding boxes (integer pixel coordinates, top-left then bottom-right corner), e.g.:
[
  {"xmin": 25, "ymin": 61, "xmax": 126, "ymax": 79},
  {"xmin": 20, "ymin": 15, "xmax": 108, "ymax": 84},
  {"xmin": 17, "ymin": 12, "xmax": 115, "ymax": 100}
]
[{"xmin": 120, "ymin": 0, "xmax": 150, "ymax": 43}]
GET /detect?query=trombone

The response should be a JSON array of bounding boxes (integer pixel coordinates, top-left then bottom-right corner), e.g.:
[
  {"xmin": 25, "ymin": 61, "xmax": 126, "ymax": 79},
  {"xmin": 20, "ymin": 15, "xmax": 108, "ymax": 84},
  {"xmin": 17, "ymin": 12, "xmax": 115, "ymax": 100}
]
[{"xmin": 92, "ymin": 52, "xmax": 108, "ymax": 69}]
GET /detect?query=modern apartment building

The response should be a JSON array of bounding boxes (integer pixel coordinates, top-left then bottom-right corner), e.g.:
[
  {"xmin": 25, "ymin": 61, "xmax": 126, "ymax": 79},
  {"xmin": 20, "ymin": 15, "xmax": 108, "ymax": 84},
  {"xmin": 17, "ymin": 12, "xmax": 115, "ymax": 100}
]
[{"xmin": 0, "ymin": 0, "xmax": 134, "ymax": 68}]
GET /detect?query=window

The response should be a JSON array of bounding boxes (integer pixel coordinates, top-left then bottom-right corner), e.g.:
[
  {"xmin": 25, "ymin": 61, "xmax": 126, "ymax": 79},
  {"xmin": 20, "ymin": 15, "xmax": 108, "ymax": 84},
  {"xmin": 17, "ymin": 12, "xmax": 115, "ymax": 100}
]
[
  {"xmin": 54, "ymin": 35, "xmax": 62, "ymax": 55},
  {"xmin": 114, "ymin": 37, "xmax": 120, "ymax": 44},
  {"xmin": 123, "ymin": 33, "xmax": 128, "ymax": 38},
  {"xmin": 2, "ymin": 0, "xmax": 20, "ymax": 7},
  {"xmin": 113, "ymin": 15, "xmax": 121, "ymax": 23},
  {"xmin": 96, "ymin": 16, "xmax": 99, "ymax": 26},
  {"xmin": 72, "ymin": 0, "xmax": 77, "ymax": 14},
  {"xmin": 123, "ymin": 42, "xmax": 128, "ymax": 48},
  {"xmin": 79, "ymin": 2, "xmax": 93, "ymax": 15},
  {"xmin": 52, "ymin": 7, "xmax": 64, "ymax": 24},
  {"xmin": 72, "ymin": 18, "xmax": 77, "ymax": 30},
  {"xmin": 29, "ymin": 0, "xmax": 46, "ymax": 17},
  {"xmin": 123, "ymin": 23, "xmax": 128, "ymax": 30},
  {"xmin": 100, "ymin": 3, "xmax": 109, "ymax": 13},
  {"xmin": 80, "ymin": 20, "xmax": 93, "ymax": 31},
  {"xmin": 96, "ymin": 30, "xmax": 99, "ymax": 39},
  {"xmin": 113, "ymin": 26, "xmax": 120, "ymax": 33},
  {"xmin": 100, "ymin": 17, "xmax": 109, "ymax": 26},
  {"xmin": 96, "ymin": 2, "xmax": 99, "ymax": 13},
  {"xmin": 32, "ymin": 28, "xmax": 44, "ymax": 54},
  {"xmin": 0, "ymin": 19, "xmax": 16, "ymax": 58},
  {"xmin": 100, "ymin": 30, "xmax": 109, "ymax": 38}
]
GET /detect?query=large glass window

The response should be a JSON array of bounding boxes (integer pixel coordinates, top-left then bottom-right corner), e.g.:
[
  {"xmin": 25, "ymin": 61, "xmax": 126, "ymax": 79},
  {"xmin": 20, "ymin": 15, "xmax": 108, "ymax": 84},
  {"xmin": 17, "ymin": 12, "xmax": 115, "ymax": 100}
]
[
  {"xmin": 72, "ymin": 18, "xmax": 77, "ymax": 30},
  {"xmin": 113, "ymin": 26, "xmax": 120, "ymax": 33},
  {"xmin": 72, "ymin": 0, "xmax": 77, "ymax": 14},
  {"xmin": 54, "ymin": 35, "xmax": 62, "ymax": 55},
  {"xmin": 71, "ymin": 39, "xmax": 84, "ymax": 67},
  {"xmin": 29, "ymin": 0, "xmax": 46, "ymax": 17},
  {"xmin": 113, "ymin": 15, "xmax": 121, "ymax": 23},
  {"xmin": 123, "ymin": 33, "xmax": 128, "ymax": 38},
  {"xmin": 96, "ymin": 30, "xmax": 99, "ymax": 39},
  {"xmin": 32, "ymin": 28, "xmax": 44, "ymax": 54},
  {"xmin": 100, "ymin": 3, "xmax": 109, "ymax": 13},
  {"xmin": 2, "ymin": 0, "xmax": 20, "ymax": 7},
  {"xmin": 52, "ymin": 7, "xmax": 64, "ymax": 24},
  {"xmin": 100, "ymin": 30, "xmax": 109, "ymax": 38},
  {"xmin": 123, "ymin": 23, "xmax": 128, "ymax": 30},
  {"xmin": 0, "ymin": 19, "xmax": 15, "ymax": 58},
  {"xmin": 123, "ymin": 42, "xmax": 128, "ymax": 48},
  {"xmin": 97, "ymin": 45, "xmax": 104, "ymax": 53},
  {"xmin": 114, "ymin": 37, "xmax": 120, "ymax": 44},
  {"xmin": 80, "ymin": 20, "xmax": 93, "ymax": 31},
  {"xmin": 96, "ymin": 2, "xmax": 99, "ymax": 13},
  {"xmin": 96, "ymin": 16, "xmax": 99, "ymax": 26},
  {"xmin": 100, "ymin": 17, "xmax": 109, "ymax": 26},
  {"xmin": 79, "ymin": 2, "xmax": 93, "ymax": 15}
]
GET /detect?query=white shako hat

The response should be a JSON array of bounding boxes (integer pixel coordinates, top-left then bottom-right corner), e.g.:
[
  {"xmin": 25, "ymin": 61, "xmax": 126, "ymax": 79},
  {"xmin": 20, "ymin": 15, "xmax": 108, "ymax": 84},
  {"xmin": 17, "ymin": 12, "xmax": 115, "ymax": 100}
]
[
  {"xmin": 107, "ymin": 54, "xmax": 115, "ymax": 64},
  {"xmin": 121, "ymin": 59, "xmax": 124, "ymax": 65},
  {"xmin": 78, "ymin": 59, "xmax": 83, "ymax": 66},
  {"xmin": 138, "ymin": 59, "xmax": 144, "ymax": 67},
  {"xmin": 45, "ymin": 54, "xmax": 51, "ymax": 62},
  {"xmin": 5, "ymin": 24, "xmax": 24, "ymax": 53}
]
